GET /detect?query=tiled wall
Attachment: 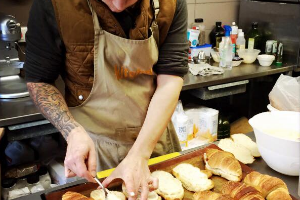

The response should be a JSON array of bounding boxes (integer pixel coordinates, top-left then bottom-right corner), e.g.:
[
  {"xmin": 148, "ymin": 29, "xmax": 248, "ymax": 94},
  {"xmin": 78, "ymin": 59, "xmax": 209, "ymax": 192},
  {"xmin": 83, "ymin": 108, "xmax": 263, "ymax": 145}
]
[{"xmin": 187, "ymin": 0, "xmax": 241, "ymax": 44}]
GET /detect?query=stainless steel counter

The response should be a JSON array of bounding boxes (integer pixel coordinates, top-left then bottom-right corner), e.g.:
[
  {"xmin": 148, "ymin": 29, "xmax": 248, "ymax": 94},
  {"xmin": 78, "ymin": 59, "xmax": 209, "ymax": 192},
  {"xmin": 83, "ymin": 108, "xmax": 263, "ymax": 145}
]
[{"xmin": 0, "ymin": 63, "xmax": 295, "ymax": 127}]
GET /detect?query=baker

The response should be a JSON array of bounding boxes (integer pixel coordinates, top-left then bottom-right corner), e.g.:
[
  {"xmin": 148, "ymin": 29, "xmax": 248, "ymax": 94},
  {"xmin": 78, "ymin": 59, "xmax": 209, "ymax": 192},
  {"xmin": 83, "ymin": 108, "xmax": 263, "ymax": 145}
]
[{"xmin": 24, "ymin": 0, "xmax": 188, "ymax": 198}]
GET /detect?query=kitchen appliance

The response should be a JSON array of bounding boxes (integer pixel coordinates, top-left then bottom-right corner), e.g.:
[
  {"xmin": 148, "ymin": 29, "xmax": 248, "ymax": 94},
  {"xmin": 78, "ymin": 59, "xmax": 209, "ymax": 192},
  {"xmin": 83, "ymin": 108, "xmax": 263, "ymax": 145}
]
[
  {"xmin": 0, "ymin": 13, "xmax": 29, "ymax": 99},
  {"xmin": 239, "ymin": 0, "xmax": 300, "ymax": 71}
]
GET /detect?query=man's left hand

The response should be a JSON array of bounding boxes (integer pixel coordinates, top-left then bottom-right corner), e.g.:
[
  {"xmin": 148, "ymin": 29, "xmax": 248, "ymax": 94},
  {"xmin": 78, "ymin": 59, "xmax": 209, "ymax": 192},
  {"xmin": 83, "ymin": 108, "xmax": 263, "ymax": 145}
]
[{"xmin": 102, "ymin": 153, "xmax": 158, "ymax": 200}]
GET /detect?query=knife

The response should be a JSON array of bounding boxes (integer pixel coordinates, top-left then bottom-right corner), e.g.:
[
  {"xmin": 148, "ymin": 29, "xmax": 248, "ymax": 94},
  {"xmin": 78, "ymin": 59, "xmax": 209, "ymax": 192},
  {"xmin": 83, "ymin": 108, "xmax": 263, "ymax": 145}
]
[{"xmin": 94, "ymin": 177, "xmax": 109, "ymax": 196}]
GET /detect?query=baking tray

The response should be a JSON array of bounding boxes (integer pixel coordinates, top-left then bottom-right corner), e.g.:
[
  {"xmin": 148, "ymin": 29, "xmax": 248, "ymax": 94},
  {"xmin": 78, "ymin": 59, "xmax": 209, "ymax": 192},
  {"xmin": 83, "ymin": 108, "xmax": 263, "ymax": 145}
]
[{"xmin": 44, "ymin": 144, "xmax": 298, "ymax": 200}]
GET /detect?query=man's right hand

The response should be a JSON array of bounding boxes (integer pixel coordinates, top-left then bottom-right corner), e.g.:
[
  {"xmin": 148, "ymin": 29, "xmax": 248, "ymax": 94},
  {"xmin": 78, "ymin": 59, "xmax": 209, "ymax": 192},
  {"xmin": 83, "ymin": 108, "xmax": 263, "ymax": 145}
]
[{"xmin": 64, "ymin": 126, "xmax": 97, "ymax": 182}]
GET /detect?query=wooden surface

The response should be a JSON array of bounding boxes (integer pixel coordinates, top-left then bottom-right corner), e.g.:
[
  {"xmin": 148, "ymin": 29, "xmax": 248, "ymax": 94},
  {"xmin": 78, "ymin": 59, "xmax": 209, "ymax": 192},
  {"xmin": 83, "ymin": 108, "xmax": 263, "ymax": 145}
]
[
  {"xmin": 44, "ymin": 144, "xmax": 298, "ymax": 200},
  {"xmin": 230, "ymin": 117, "xmax": 253, "ymax": 134}
]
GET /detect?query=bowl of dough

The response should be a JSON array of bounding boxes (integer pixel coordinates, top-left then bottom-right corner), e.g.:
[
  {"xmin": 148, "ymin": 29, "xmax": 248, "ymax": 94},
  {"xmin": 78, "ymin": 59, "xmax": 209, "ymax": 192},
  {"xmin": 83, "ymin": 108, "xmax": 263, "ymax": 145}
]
[{"xmin": 249, "ymin": 111, "xmax": 300, "ymax": 176}]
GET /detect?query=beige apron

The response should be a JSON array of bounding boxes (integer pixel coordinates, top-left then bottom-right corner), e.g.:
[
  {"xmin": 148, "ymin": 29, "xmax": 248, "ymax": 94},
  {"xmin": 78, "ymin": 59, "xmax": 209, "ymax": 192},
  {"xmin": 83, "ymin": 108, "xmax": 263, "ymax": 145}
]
[{"xmin": 70, "ymin": 0, "xmax": 181, "ymax": 171}]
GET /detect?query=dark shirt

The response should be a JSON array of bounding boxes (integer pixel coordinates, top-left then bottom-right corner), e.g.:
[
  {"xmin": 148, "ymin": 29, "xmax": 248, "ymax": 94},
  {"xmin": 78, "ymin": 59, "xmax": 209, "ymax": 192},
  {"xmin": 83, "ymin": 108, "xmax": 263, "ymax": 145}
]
[{"xmin": 24, "ymin": 0, "xmax": 188, "ymax": 83}]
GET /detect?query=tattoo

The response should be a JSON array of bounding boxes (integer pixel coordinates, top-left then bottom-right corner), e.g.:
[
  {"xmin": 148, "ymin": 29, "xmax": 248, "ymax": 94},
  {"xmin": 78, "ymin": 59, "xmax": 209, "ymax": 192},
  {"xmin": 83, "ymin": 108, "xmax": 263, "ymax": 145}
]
[{"xmin": 27, "ymin": 82, "xmax": 79, "ymax": 139}]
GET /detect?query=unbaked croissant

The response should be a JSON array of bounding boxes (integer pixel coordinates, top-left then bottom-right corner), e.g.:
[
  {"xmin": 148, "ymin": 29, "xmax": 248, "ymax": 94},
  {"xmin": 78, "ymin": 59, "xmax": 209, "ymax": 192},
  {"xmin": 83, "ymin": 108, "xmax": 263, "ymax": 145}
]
[
  {"xmin": 204, "ymin": 148, "xmax": 242, "ymax": 182},
  {"xmin": 221, "ymin": 181, "xmax": 264, "ymax": 200},
  {"xmin": 194, "ymin": 190, "xmax": 233, "ymax": 200},
  {"xmin": 243, "ymin": 171, "xmax": 292, "ymax": 200},
  {"xmin": 62, "ymin": 191, "xmax": 94, "ymax": 200}
]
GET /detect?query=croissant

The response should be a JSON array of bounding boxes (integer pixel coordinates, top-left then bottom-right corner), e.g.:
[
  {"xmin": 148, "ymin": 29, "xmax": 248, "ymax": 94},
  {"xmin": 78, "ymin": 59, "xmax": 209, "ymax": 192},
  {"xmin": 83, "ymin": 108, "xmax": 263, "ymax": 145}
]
[
  {"xmin": 194, "ymin": 191, "xmax": 233, "ymax": 200},
  {"xmin": 243, "ymin": 171, "xmax": 292, "ymax": 200},
  {"xmin": 204, "ymin": 148, "xmax": 242, "ymax": 181},
  {"xmin": 221, "ymin": 181, "xmax": 264, "ymax": 200},
  {"xmin": 62, "ymin": 191, "xmax": 94, "ymax": 200}
]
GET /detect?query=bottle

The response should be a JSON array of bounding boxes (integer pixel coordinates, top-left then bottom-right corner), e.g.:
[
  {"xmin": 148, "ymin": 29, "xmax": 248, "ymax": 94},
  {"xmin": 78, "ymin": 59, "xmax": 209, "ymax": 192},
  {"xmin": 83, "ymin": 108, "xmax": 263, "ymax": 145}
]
[
  {"xmin": 192, "ymin": 18, "xmax": 205, "ymax": 45},
  {"xmin": 246, "ymin": 22, "xmax": 262, "ymax": 50},
  {"xmin": 275, "ymin": 42, "xmax": 283, "ymax": 66},
  {"xmin": 230, "ymin": 22, "xmax": 238, "ymax": 55},
  {"xmin": 209, "ymin": 22, "xmax": 225, "ymax": 48},
  {"xmin": 217, "ymin": 115, "xmax": 230, "ymax": 140},
  {"xmin": 174, "ymin": 113, "xmax": 189, "ymax": 148},
  {"xmin": 219, "ymin": 25, "xmax": 233, "ymax": 69},
  {"xmin": 5, "ymin": 141, "xmax": 35, "ymax": 166},
  {"xmin": 236, "ymin": 31, "xmax": 246, "ymax": 51}
]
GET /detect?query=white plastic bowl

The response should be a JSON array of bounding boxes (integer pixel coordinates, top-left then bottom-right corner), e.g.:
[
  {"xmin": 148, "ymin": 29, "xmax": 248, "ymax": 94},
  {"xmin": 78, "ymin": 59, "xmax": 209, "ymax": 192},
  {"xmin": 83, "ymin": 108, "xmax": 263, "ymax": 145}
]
[
  {"xmin": 267, "ymin": 104, "xmax": 280, "ymax": 112},
  {"xmin": 249, "ymin": 112, "xmax": 300, "ymax": 176},
  {"xmin": 232, "ymin": 60, "xmax": 243, "ymax": 67},
  {"xmin": 237, "ymin": 49, "xmax": 261, "ymax": 64},
  {"xmin": 257, "ymin": 54, "xmax": 275, "ymax": 67}
]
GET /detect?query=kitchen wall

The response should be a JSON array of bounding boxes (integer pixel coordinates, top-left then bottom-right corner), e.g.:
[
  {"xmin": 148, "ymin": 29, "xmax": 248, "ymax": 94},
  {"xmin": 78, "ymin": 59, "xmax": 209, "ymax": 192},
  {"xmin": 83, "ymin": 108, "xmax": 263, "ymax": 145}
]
[
  {"xmin": 187, "ymin": 0, "xmax": 241, "ymax": 43},
  {"xmin": 1, "ymin": 0, "xmax": 240, "ymax": 41},
  {"xmin": 0, "ymin": 0, "xmax": 33, "ymax": 26}
]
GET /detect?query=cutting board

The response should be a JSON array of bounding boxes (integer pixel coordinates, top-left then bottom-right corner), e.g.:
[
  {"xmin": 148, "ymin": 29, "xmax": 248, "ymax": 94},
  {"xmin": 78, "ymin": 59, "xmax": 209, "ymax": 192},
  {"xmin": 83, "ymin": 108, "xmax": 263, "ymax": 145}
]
[{"xmin": 44, "ymin": 144, "xmax": 298, "ymax": 200}]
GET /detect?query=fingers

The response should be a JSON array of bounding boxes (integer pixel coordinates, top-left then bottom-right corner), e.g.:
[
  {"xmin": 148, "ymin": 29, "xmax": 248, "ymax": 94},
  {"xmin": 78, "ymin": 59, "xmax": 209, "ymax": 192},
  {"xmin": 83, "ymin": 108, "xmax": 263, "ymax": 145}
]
[
  {"xmin": 148, "ymin": 177, "xmax": 158, "ymax": 192},
  {"xmin": 123, "ymin": 177, "xmax": 137, "ymax": 200},
  {"xmin": 102, "ymin": 175, "xmax": 115, "ymax": 188},
  {"xmin": 64, "ymin": 153, "xmax": 95, "ymax": 182},
  {"xmin": 87, "ymin": 147, "xmax": 97, "ymax": 178},
  {"xmin": 140, "ymin": 182, "xmax": 149, "ymax": 200},
  {"xmin": 75, "ymin": 156, "xmax": 95, "ymax": 182},
  {"xmin": 64, "ymin": 166, "xmax": 76, "ymax": 178}
]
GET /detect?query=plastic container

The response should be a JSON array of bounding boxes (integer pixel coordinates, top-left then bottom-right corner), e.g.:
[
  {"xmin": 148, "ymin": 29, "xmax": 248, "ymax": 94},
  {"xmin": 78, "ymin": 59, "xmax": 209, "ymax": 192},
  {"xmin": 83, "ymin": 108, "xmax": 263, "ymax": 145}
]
[
  {"xmin": 192, "ymin": 18, "xmax": 205, "ymax": 45},
  {"xmin": 187, "ymin": 29, "xmax": 200, "ymax": 47},
  {"xmin": 189, "ymin": 44, "xmax": 212, "ymax": 61},
  {"xmin": 257, "ymin": 54, "xmax": 275, "ymax": 67},
  {"xmin": 231, "ymin": 22, "xmax": 238, "ymax": 55},
  {"xmin": 173, "ymin": 114, "xmax": 189, "ymax": 148},
  {"xmin": 237, "ymin": 49, "xmax": 260, "ymax": 64},
  {"xmin": 5, "ymin": 141, "xmax": 35, "ymax": 166},
  {"xmin": 219, "ymin": 25, "xmax": 233, "ymax": 69},
  {"xmin": 236, "ymin": 31, "xmax": 246, "ymax": 51},
  {"xmin": 249, "ymin": 111, "xmax": 300, "ymax": 176},
  {"xmin": 30, "ymin": 135, "xmax": 59, "ymax": 165}
]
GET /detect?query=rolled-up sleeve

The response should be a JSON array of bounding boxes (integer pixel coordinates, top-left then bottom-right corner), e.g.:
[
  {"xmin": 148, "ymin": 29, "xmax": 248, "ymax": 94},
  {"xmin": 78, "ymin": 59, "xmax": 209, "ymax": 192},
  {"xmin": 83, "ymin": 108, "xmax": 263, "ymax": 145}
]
[{"xmin": 154, "ymin": 0, "xmax": 189, "ymax": 78}]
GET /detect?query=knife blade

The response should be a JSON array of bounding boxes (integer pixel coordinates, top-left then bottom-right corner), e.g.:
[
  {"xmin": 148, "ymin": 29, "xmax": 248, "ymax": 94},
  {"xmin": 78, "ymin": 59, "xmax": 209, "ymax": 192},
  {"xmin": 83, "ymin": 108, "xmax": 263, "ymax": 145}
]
[{"xmin": 94, "ymin": 177, "xmax": 109, "ymax": 196}]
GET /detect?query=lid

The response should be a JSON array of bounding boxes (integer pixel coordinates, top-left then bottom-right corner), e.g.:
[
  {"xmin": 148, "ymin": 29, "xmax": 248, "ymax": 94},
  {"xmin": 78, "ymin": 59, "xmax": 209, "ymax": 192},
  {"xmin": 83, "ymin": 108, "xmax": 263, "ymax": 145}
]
[
  {"xmin": 252, "ymin": 22, "xmax": 258, "ymax": 28},
  {"xmin": 2, "ymin": 178, "xmax": 16, "ymax": 188},
  {"xmin": 38, "ymin": 166, "xmax": 48, "ymax": 176},
  {"xmin": 190, "ymin": 44, "xmax": 212, "ymax": 49},
  {"xmin": 216, "ymin": 21, "xmax": 222, "ymax": 26},
  {"xmin": 232, "ymin": 22, "xmax": 236, "ymax": 26},
  {"xmin": 223, "ymin": 25, "xmax": 232, "ymax": 37},
  {"xmin": 194, "ymin": 18, "xmax": 204, "ymax": 23},
  {"xmin": 27, "ymin": 173, "xmax": 39, "ymax": 184}
]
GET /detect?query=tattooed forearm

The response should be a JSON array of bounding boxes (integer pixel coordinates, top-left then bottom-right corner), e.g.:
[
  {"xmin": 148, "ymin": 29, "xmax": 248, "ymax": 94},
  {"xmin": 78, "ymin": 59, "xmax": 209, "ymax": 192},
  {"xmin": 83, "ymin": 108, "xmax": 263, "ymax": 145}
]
[{"xmin": 27, "ymin": 82, "xmax": 80, "ymax": 140}]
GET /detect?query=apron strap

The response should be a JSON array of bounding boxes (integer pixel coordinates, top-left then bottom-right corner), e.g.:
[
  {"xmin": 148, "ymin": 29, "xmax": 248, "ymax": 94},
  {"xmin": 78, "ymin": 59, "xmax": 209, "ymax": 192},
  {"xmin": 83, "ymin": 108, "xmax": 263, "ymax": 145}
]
[
  {"xmin": 86, "ymin": 0, "xmax": 102, "ymax": 32},
  {"xmin": 153, "ymin": 0, "xmax": 160, "ymax": 21},
  {"xmin": 151, "ymin": 0, "xmax": 160, "ymax": 45}
]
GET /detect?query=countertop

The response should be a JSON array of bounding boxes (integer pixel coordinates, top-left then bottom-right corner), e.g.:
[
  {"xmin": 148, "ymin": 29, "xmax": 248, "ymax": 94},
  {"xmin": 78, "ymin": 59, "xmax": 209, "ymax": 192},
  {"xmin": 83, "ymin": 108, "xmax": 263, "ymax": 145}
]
[
  {"xmin": 0, "ymin": 62, "xmax": 295, "ymax": 127},
  {"xmin": 13, "ymin": 132, "xmax": 299, "ymax": 200}
]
